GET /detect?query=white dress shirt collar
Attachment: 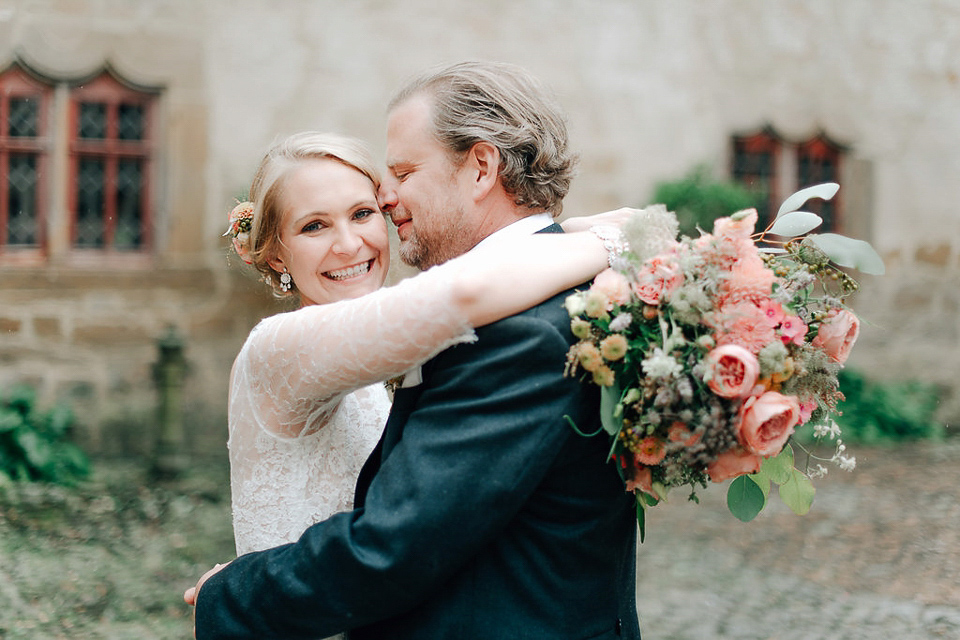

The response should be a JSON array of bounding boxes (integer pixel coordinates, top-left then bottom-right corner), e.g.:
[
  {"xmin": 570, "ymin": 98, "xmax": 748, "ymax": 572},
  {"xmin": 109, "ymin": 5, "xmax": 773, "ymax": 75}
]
[{"xmin": 474, "ymin": 212, "xmax": 556, "ymax": 250}]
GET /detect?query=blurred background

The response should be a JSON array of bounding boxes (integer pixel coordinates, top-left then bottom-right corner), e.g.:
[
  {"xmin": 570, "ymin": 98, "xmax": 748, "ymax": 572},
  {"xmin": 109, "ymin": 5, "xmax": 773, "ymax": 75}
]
[{"xmin": 0, "ymin": 1, "xmax": 956, "ymax": 638}]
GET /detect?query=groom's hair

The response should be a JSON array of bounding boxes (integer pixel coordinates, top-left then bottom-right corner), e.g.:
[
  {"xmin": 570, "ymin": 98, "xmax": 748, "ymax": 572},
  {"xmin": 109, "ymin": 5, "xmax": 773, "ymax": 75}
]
[{"xmin": 389, "ymin": 61, "xmax": 577, "ymax": 216}]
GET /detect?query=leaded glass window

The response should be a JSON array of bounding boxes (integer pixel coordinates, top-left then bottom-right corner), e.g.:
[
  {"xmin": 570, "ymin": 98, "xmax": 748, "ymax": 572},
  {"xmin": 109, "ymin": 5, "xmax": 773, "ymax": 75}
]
[
  {"xmin": 69, "ymin": 72, "xmax": 156, "ymax": 252},
  {"xmin": 731, "ymin": 132, "xmax": 778, "ymax": 224},
  {"xmin": 7, "ymin": 154, "xmax": 38, "ymax": 245},
  {"xmin": 1, "ymin": 67, "xmax": 48, "ymax": 252}
]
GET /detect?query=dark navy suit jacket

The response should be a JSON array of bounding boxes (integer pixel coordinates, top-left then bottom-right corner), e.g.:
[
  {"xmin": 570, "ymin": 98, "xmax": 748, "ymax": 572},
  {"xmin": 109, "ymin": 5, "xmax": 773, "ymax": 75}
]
[{"xmin": 195, "ymin": 225, "xmax": 641, "ymax": 640}]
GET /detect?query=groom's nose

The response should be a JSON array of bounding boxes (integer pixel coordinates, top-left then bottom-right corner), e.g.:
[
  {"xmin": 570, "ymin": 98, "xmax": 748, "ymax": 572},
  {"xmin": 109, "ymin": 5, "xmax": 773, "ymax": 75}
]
[{"xmin": 378, "ymin": 179, "xmax": 398, "ymax": 216}]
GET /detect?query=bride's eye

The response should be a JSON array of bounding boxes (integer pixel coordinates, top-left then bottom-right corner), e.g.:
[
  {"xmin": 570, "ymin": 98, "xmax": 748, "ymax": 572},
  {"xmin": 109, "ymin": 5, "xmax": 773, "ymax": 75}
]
[
  {"xmin": 353, "ymin": 208, "xmax": 377, "ymax": 221},
  {"xmin": 301, "ymin": 220, "xmax": 326, "ymax": 233}
]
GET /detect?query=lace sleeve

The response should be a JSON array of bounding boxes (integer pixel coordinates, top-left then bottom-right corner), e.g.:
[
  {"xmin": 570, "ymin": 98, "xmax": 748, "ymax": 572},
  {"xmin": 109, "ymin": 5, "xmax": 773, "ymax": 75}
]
[{"xmin": 232, "ymin": 265, "xmax": 474, "ymax": 438}]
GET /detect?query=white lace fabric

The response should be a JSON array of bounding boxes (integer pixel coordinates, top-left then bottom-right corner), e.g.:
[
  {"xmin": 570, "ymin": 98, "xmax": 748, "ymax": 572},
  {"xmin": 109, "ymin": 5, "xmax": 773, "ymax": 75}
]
[{"xmin": 228, "ymin": 266, "xmax": 475, "ymax": 560}]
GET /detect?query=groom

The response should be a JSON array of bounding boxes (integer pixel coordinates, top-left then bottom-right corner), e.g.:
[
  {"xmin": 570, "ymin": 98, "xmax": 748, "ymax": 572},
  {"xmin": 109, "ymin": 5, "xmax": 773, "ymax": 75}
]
[{"xmin": 191, "ymin": 61, "xmax": 641, "ymax": 640}]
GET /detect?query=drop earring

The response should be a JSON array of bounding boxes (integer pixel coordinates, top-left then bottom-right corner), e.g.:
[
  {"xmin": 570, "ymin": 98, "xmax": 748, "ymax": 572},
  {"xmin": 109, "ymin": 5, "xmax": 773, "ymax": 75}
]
[{"xmin": 279, "ymin": 268, "xmax": 292, "ymax": 293}]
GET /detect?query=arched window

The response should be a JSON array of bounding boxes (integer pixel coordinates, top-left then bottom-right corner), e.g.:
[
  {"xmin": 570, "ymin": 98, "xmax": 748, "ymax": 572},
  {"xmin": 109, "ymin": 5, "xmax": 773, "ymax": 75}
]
[
  {"xmin": 0, "ymin": 65, "xmax": 52, "ymax": 253},
  {"xmin": 69, "ymin": 71, "xmax": 158, "ymax": 251}
]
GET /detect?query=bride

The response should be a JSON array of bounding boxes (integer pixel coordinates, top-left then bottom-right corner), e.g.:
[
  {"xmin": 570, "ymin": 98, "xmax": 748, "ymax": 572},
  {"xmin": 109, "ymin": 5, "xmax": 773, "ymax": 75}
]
[{"xmin": 192, "ymin": 131, "xmax": 630, "ymax": 634}]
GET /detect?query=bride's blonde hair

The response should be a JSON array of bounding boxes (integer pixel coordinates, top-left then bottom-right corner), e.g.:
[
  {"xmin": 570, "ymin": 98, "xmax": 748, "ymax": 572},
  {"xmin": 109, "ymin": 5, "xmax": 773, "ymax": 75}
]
[{"xmin": 240, "ymin": 132, "xmax": 382, "ymax": 296}]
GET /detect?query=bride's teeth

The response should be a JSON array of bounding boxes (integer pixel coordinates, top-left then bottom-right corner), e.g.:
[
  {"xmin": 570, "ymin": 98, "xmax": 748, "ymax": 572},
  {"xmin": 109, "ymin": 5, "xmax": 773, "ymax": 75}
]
[{"xmin": 326, "ymin": 261, "xmax": 371, "ymax": 280}]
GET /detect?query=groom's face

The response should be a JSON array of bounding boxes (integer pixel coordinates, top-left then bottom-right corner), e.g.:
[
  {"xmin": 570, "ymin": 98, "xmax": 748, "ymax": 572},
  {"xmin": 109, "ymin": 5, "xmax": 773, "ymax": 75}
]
[{"xmin": 381, "ymin": 95, "xmax": 475, "ymax": 270}]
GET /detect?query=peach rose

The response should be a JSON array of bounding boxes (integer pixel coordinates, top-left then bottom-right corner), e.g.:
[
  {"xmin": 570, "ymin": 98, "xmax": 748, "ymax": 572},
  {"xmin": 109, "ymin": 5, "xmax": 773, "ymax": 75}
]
[
  {"xmin": 737, "ymin": 391, "xmax": 800, "ymax": 456},
  {"xmin": 706, "ymin": 447, "xmax": 763, "ymax": 483},
  {"xmin": 625, "ymin": 465, "xmax": 659, "ymax": 499},
  {"xmin": 591, "ymin": 268, "xmax": 632, "ymax": 307},
  {"xmin": 704, "ymin": 344, "xmax": 760, "ymax": 398},
  {"xmin": 812, "ymin": 309, "xmax": 860, "ymax": 364},
  {"xmin": 633, "ymin": 256, "xmax": 683, "ymax": 306}
]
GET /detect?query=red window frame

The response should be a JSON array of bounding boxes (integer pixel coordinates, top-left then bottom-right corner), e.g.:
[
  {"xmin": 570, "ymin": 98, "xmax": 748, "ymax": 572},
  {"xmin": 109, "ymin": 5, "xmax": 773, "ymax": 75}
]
[
  {"xmin": 731, "ymin": 129, "xmax": 781, "ymax": 226},
  {"xmin": 0, "ymin": 65, "xmax": 51, "ymax": 257},
  {"xmin": 68, "ymin": 72, "xmax": 156, "ymax": 252},
  {"xmin": 797, "ymin": 135, "xmax": 843, "ymax": 232}
]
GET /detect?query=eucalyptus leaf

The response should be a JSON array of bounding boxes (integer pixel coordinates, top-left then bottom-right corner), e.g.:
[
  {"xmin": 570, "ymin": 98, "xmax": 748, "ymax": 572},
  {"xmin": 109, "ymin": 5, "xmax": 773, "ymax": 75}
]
[
  {"xmin": 779, "ymin": 469, "xmax": 816, "ymax": 515},
  {"xmin": 768, "ymin": 211, "xmax": 823, "ymax": 237},
  {"xmin": 636, "ymin": 496, "xmax": 646, "ymax": 544},
  {"xmin": 761, "ymin": 445, "xmax": 794, "ymax": 485},
  {"xmin": 748, "ymin": 470, "xmax": 771, "ymax": 499},
  {"xmin": 776, "ymin": 183, "xmax": 840, "ymax": 218},
  {"xmin": 808, "ymin": 233, "xmax": 886, "ymax": 275},
  {"xmin": 727, "ymin": 475, "xmax": 766, "ymax": 522},
  {"xmin": 600, "ymin": 384, "xmax": 622, "ymax": 436}
]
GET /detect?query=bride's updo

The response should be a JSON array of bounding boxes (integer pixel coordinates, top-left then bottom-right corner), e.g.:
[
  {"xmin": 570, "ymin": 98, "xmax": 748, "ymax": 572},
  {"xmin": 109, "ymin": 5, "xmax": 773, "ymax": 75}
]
[{"xmin": 226, "ymin": 132, "xmax": 382, "ymax": 296}]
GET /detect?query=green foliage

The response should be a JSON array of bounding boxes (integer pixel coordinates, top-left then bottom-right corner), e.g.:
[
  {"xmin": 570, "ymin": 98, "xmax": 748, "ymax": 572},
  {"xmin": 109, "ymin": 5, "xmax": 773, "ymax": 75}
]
[
  {"xmin": 727, "ymin": 475, "xmax": 765, "ymax": 522},
  {"xmin": 651, "ymin": 166, "xmax": 762, "ymax": 238},
  {"xmin": 833, "ymin": 369, "xmax": 944, "ymax": 444},
  {"xmin": 0, "ymin": 386, "xmax": 91, "ymax": 486}
]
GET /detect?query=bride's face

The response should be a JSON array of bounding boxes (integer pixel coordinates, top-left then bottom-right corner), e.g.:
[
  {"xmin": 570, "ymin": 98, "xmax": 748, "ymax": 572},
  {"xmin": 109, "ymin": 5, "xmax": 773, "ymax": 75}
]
[{"xmin": 269, "ymin": 158, "xmax": 390, "ymax": 306}]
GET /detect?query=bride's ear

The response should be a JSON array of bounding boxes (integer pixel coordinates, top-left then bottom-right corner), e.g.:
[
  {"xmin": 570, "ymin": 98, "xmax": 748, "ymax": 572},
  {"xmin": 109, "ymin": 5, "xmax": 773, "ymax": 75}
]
[{"xmin": 266, "ymin": 253, "xmax": 285, "ymax": 274}]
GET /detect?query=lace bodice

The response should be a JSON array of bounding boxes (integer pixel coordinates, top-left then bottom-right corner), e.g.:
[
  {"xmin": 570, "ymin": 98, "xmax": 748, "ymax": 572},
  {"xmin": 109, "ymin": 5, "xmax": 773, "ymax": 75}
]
[{"xmin": 228, "ymin": 265, "xmax": 475, "ymax": 559}]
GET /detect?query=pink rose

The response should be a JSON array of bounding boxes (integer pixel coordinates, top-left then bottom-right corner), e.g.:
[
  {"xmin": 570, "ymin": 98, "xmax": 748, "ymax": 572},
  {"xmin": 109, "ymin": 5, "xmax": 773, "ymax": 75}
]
[
  {"xmin": 591, "ymin": 268, "xmax": 632, "ymax": 307},
  {"xmin": 704, "ymin": 344, "xmax": 760, "ymax": 398},
  {"xmin": 813, "ymin": 309, "xmax": 860, "ymax": 364},
  {"xmin": 626, "ymin": 465, "xmax": 660, "ymax": 500},
  {"xmin": 737, "ymin": 391, "xmax": 800, "ymax": 457},
  {"xmin": 706, "ymin": 447, "xmax": 763, "ymax": 483},
  {"xmin": 633, "ymin": 256, "xmax": 683, "ymax": 305}
]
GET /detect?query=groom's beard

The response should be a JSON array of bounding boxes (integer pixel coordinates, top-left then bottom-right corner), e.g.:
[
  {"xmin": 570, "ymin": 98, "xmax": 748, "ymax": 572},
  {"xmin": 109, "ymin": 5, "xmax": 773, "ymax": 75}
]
[{"xmin": 399, "ymin": 204, "xmax": 472, "ymax": 270}]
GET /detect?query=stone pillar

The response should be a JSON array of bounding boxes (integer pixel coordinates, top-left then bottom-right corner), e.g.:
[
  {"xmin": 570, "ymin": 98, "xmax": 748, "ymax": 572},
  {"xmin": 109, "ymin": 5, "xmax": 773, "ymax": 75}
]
[{"xmin": 151, "ymin": 325, "xmax": 188, "ymax": 478}]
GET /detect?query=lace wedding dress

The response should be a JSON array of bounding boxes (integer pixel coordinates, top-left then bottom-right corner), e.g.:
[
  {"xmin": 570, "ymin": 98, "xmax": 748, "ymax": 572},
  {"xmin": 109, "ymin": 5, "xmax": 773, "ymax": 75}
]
[{"xmin": 227, "ymin": 266, "xmax": 474, "ymax": 639}]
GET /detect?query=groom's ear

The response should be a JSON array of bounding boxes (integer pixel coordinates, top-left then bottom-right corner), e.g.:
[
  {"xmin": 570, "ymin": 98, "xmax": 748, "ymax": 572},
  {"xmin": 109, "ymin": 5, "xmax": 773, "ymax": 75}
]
[{"xmin": 466, "ymin": 141, "xmax": 500, "ymax": 201}]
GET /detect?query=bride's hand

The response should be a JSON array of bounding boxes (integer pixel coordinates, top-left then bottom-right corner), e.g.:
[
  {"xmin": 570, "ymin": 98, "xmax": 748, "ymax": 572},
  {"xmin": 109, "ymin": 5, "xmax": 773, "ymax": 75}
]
[{"xmin": 560, "ymin": 207, "xmax": 642, "ymax": 234}]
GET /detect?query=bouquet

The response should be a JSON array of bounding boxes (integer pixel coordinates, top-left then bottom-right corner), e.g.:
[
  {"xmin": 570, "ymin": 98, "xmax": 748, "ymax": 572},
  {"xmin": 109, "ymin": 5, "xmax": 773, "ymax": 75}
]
[{"xmin": 564, "ymin": 183, "xmax": 884, "ymax": 539}]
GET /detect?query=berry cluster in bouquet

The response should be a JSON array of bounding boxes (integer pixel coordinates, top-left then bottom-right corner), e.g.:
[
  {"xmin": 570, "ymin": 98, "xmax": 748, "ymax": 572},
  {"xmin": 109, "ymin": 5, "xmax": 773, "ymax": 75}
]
[{"xmin": 564, "ymin": 183, "xmax": 884, "ymax": 539}]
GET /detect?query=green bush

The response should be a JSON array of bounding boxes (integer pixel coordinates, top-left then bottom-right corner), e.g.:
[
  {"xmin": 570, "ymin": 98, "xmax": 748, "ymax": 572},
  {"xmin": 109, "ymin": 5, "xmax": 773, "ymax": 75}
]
[
  {"xmin": 834, "ymin": 370, "xmax": 945, "ymax": 444},
  {"xmin": 0, "ymin": 386, "xmax": 91, "ymax": 485},
  {"xmin": 651, "ymin": 166, "xmax": 762, "ymax": 238}
]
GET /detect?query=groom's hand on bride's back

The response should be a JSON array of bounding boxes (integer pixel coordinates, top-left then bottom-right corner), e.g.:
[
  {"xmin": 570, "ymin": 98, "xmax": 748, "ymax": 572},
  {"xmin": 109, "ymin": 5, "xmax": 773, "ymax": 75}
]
[{"xmin": 184, "ymin": 562, "xmax": 230, "ymax": 606}]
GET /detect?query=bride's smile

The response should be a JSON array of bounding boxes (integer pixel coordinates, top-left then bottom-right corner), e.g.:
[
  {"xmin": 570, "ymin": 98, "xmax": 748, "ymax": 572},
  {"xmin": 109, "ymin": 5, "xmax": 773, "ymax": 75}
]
[{"xmin": 268, "ymin": 157, "xmax": 390, "ymax": 306}]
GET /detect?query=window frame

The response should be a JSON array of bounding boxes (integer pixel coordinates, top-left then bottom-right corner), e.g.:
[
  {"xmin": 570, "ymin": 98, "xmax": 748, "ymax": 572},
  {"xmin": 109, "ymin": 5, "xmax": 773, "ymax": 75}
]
[
  {"xmin": 730, "ymin": 127, "xmax": 846, "ymax": 233},
  {"xmin": 68, "ymin": 71, "xmax": 157, "ymax": 254},
  {"xmin": 0, "ymin": 65, "xmax": 52, "ymax": 260}
]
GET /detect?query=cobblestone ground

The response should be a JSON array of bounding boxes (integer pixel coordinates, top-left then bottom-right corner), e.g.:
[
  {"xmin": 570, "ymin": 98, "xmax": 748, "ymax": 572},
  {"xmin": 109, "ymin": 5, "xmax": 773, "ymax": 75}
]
[{"xmin": 635, "ymin": 441, "xmax": 960, "ymax": 639}]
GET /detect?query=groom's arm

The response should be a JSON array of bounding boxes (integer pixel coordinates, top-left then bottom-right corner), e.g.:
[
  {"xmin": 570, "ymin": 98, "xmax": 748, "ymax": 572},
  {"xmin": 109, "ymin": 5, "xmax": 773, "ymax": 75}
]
[{"xmin": 194, "ymin": 301, "xmax": 591, "ymax": 639}]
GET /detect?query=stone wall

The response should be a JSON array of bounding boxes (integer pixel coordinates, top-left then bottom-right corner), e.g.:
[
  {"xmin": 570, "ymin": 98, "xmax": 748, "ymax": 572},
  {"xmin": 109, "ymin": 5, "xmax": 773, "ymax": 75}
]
[{"xmin": 0, "ymin": 0, "xmax": 957, "ymax": 456}]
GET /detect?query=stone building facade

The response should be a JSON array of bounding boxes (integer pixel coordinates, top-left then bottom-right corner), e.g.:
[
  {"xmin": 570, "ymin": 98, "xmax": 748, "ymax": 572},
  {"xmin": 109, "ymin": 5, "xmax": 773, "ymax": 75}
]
[{"xmin": 1, "ymin": 0, "xmax": 957, "ymax": 455}]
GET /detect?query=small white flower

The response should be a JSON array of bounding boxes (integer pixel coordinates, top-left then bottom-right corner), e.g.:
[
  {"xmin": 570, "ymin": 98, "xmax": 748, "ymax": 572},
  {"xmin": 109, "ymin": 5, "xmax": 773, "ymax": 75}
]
[
  {"xmin": 641, "ymin": 348, "xmax": 683, "ymax": 379},
  {"xmin": 813, "ymin": 420, "xmax": 842, "ymax": 440},
  {"xmin": 837, "ymin": 455, "xmax": 856, "ymax": 472},
  {"xmin": 609, "ymin": 313, "xmax": 632, "ymax": 332},
  {"xmin": 810, "ymin": 464, "xmax": 829, "ymax": 479},
  {"xmin": 564, "ymin": 293, "xmax": 587, "ymax": 317}
]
